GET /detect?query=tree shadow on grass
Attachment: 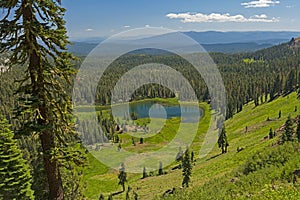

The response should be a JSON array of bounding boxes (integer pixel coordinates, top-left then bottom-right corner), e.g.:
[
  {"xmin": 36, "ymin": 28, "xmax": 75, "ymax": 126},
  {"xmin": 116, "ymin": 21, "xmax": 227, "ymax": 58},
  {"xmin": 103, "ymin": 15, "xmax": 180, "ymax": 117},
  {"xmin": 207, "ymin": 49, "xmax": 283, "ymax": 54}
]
[
  {"xmin": 206, "ymin": 153, "xmax": 222, "ymax": 161},
  {"xmin": 112, "ymin": 190, "xmax": 124, "ymax": 196}
]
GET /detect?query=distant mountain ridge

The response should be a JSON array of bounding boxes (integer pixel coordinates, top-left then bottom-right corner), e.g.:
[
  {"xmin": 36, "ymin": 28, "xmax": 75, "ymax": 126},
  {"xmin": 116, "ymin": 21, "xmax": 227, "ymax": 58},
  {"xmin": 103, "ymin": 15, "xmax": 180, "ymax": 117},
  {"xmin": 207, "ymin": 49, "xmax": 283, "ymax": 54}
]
[
  {"xmin": 69, "ymin": 31, "xmax": 300, "ymax": 55},
  {"xmin": 183, "ymin": 31, "xmax": 300, "ymax": 44},
  {"xmin": 68, "ymin": 42, "xmax": 274, "ymax": 55}
]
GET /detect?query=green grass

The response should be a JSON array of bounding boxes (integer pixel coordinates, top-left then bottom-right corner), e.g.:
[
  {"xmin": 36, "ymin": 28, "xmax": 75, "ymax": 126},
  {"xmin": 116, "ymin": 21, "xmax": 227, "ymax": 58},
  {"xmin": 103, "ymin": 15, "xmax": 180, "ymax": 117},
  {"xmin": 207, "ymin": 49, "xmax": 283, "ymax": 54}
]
[
  {"xmin": 81, "ymin": 101, "xmax": 210, "ymax": 199},
  {"xmin": 82, "ymin": 93, "xmax": 300, "ymax": 199},
  {"xmin": 82, "ymin": 154, "xmax": 110, "ymax": 199},
  {"xmin": 159, "ymin": 92, "xmax": 300, "ymax": 200}
]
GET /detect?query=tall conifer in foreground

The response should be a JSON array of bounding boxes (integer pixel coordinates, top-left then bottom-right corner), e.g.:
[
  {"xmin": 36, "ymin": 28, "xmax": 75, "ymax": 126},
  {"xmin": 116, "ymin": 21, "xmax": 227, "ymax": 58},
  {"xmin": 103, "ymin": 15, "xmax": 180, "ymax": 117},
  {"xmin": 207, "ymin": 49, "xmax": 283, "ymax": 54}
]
[
  {"xmin": 0, "ymin": 116, "xmax": 34, "ymax": 200},
  {"xmin": 0, "ymin": 1, "xmax": 85, "ymax": 199}
]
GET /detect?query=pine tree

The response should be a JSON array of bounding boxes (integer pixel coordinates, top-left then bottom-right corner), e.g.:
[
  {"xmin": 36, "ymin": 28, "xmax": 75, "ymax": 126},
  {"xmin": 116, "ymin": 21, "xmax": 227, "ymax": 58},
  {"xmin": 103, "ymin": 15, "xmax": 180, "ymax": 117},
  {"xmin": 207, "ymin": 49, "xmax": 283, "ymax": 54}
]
[
  {"xmin": 285, "ymin": 70, "xmax": 296, "ymax": 93},
  {"xmin": 296, "ymin": 116, "xmax": 300, "ymax": 142},
  {"xmin": 158, "ymin": 161, "xmax": 163, "ymax": 175},
  {"xmin": 142, "ymin": 167, "xmax": 147, "ymax": 179},
  {"xmin": 132, "ymin": 137, "xmax": 136, "ymax": 146},
  {"xmin": 278, "ymin": 110, "xmax": 282, "ymax": 119},
  {"xmin": 282, "ymin": 115, "xmax": 294, "ymax": 142},
  {"xmin": 218, "ymin": 127, "xmax": 229, "ymax": 154},
  {"xmin": 139, "ymin": 137, "xmax": 144, "ymax": 144},
  {"xmin": 269, "ymin": 128, "xmax": 274, "ymax": 139},
  {"xmin": 182, "ymin": 147, "xmax": 192, "ymax": 187},
  {"xmin": 274, "ymin": 74, "xmax": 282, "ymax": 96},
  {"xmin": 19, "ymin": 137, "xmax": 49, "ymax": 199},
  {"xmin": 0, "ymin": 116, "xmax": 34, "ymax": 199},
  {"xmin": 254, "ymin": 94, "xmax": 259, "ymax": 107},
  {"xmin": 118, "ymin": 163, "xmax": 127, "ymax": 192},
  {"xmin": 0, "ymin": 1, "xmax": 86, "ymax": 199},
  {"xmin": 99, "ymin": 194, "xmax": 104, "ymax": 200}
]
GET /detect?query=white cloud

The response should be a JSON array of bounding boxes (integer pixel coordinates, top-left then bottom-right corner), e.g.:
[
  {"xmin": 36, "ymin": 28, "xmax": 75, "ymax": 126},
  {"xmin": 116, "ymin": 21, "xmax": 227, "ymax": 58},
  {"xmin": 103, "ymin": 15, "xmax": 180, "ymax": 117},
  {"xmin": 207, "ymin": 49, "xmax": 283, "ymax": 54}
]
[
  {"xmin": 145, "ymin": 24, "xmax": 150, "ymax": 28},
  {"xmin": 123, "ymin": 25, "xmax": 131, "ymax": 28},
  {"xmin": 241, "ymin": 0, "xmax": 280, "ymax": 8},
  {"xmin": 85, "ymin": 28, "xmax": 93, "ymax": 32},
  {"xmin": 252, "ymin": 14, "xmax": 268, "ymax": 19},
  {"xmin": 166, "ymin": 12, "xmax": 279, "ymax": 23}
]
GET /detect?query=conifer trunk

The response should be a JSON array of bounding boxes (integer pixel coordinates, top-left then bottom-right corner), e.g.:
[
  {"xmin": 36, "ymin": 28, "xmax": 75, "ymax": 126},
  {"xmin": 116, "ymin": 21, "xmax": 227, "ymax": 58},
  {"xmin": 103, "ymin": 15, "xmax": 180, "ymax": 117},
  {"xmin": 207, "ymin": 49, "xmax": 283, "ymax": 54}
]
[
  {"xmin": 40, "ymin": 132, "xmax": 64, "ymax": 200},
  {"xmin": 23, "ymin": 1, "xmax": 64, "ymax": 199}
]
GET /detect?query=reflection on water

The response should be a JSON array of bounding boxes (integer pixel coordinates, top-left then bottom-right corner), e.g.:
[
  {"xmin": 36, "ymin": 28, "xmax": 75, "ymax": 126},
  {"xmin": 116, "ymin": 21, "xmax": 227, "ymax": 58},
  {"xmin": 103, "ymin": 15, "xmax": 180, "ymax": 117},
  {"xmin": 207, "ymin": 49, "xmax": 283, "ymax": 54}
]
[
  {"xmin": 76, "ymin": 101, "xmax": 203, "ymax": 123},
  {"xmin": 116, "ymin": 101, "xmax": 203, "ymax": 123}
]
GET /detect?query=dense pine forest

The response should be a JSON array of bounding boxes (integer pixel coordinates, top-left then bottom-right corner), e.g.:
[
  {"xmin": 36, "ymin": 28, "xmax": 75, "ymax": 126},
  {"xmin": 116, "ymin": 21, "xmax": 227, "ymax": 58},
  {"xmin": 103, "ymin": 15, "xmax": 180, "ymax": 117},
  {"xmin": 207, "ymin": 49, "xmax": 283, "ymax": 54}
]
[
  {"xmin": 1, "ymin": 38, "xmax": 300, "ymax": 199},
  {"xmin": 75, "ymin": 42, "xmax": 300, "ymax": 118},
  {"xmin": 1, "ymin": 1, "xmax": 300, "ymax": 200}
]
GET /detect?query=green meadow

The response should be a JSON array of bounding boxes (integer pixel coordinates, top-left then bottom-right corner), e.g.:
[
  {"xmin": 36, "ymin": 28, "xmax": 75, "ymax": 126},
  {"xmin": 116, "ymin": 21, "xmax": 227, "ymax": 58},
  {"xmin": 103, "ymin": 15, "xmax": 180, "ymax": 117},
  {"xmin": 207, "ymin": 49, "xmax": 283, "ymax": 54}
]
[{"xmin": 80, "ymin": 92, "xmax": 300, "ymax": 199}]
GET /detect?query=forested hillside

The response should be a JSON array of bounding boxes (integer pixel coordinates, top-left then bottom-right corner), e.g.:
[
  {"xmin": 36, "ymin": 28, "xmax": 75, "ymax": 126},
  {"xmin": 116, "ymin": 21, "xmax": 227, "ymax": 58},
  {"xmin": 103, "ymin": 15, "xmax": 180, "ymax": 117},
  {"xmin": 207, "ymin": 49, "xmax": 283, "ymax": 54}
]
[
  {"xmin": 74, "ymin": 40, "xmax": 300, "ymax": 119},
  {"xmin": 1, "ymin": 1, "xmax": 300, "ymax": 200},
  {"xmin": 2, "ymin": 40, "xmax": 299, "ymax": 122},
  {"xmin": 1, "ymin": 37, "xmax": 300, "ymax": 199}
]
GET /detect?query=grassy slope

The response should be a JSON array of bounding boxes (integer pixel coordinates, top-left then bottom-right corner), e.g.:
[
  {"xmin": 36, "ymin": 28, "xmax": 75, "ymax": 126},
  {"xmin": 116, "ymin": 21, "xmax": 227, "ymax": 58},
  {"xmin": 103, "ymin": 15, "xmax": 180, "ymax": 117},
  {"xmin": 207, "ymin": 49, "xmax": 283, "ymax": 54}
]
[
  {"xmin": 83, "ymin": 93, "xmax": 299, "ymax": 199},
  {"xmin": 82, "ymin": 102, "xmax": 210, "ymax": 199}
]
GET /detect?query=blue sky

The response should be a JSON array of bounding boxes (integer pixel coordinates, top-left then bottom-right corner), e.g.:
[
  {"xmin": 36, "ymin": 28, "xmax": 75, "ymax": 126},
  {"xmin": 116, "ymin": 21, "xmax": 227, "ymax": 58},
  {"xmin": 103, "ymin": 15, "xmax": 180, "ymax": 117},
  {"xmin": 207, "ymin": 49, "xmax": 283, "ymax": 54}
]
[{"xmin": 56, "ymin": 0, "xmax": 300, "ymax": 38}]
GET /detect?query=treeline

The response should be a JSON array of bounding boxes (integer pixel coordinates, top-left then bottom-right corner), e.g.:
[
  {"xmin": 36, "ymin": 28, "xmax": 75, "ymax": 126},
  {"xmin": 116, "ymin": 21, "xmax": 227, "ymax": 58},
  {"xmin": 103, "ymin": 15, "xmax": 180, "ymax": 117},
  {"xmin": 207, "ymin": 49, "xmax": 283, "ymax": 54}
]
[
  {"xmin": 2, "ymin": 42, "xmax": 300, "ymax": 143},
  {"xmin": 74, "ymin": 42, "xmax": 300, "ymax": 119},
  {"xmin": 1, "ymin": 39, "xmax": 300, "ymax": 199},
  {"xmin": 213, "ymin": 43, "xmax": 300, "ymax": 118}
]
